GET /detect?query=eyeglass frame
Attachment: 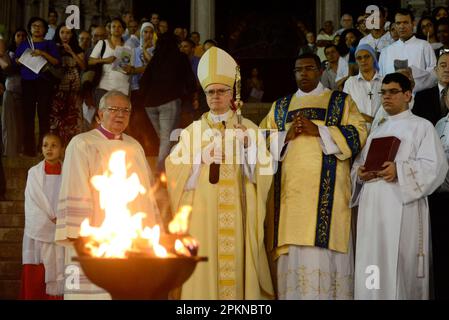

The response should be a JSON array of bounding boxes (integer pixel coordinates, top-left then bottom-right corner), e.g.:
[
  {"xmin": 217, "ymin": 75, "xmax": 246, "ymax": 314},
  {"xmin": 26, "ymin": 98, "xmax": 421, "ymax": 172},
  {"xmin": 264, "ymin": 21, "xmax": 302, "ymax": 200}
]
[
  {"xmin": 204, "ymin": 88, "xmax": 232, "ymax": 97},
  {"xmin": 378, "ymin": 89, "xmax": 404, "ymax": 96},
  {"xmin": 105, "ymin": 106, "xmax": 132, "ymax": 115},
  {"xmin": 439, "ymin": 48, "xmax": 449, "ymax": 56},
  {"xmin": 293, "ymin": 66, "xmax": 319, "ymax": 73}
]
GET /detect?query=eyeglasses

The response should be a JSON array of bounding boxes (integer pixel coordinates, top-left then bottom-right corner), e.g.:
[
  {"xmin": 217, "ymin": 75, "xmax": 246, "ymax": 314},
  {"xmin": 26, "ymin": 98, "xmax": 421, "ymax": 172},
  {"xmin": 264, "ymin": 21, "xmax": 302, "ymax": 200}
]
[
  {"xmin": 31, "ymin": 24, "xmax": 44, "ymax": 29},
  {"xmin": 106, "ymin": 106, "xmax": 131, "ymax": 114},
  {"xmin": 204, "ymin": 88, "xmax": 231, "ymax": 97},
  {"xmin": 294, "ymin": 66, "xmax": 318, "ymax": 73},
  {"xmin": 439, "ymin": 48, "xmax": 449, "ymax": 56},
  {"xmin": 378, "ymin": 89, "xmax": 403, "ymax": 96}
]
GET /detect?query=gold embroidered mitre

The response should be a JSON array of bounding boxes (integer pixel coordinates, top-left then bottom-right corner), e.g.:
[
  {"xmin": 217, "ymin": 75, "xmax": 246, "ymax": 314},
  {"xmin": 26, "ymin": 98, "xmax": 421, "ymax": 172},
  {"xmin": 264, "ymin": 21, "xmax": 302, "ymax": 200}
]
[{"xmin": 197, "ymin": 46, "xmax": 237, "ymax": 90}]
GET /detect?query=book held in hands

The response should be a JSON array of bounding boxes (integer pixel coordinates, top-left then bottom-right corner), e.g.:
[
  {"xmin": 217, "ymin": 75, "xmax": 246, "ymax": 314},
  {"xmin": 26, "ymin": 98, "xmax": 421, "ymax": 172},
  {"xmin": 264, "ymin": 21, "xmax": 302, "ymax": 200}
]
[{"xmin": 363, "ymin": 136, "xmax": 401, "ymax": 172}]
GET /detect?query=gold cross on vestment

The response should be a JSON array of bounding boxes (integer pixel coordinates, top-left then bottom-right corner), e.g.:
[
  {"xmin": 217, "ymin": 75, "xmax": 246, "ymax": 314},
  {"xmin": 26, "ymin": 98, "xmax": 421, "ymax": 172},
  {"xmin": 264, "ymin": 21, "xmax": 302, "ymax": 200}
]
[{"xmin": 407, "ymin": 168, "xmax": 424, "ymax": 193}]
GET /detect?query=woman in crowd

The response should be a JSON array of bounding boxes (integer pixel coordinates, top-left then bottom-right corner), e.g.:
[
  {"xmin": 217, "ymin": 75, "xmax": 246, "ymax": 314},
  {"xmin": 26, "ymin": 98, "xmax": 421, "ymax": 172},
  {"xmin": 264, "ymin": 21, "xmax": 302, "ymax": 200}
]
[
  {"xmin": 89, "ymin": 17, "xmax": 130, "ymax": 106},
  {"xmin": 0, "ymin": 28, "xmax": 27, "ymax": 156},
  {"xmin": 123, "ymin": 22, "xmax": 158, "ymax": 155},
  {"xmin": 433, "ymin": 6, "xmax": 449, "ymax": 21},
  {"xmin": 15, "ymin": 17, "xmax": 60, "ymax": 157},
  {"xmin": 140, "ymin": 33, "xmax": 196, "ymax": 175},
  {"xmin": 50, "ymin": 24, "xmax": 86, "ymax": 146},
  {"xmin": 416, "ymin": 16, "xmax": 442, "ymax": 50}
]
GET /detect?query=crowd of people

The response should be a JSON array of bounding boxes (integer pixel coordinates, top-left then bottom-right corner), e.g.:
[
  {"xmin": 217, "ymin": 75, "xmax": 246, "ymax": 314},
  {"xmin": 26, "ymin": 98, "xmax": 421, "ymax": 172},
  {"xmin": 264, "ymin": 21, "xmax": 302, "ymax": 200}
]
[
  {"xmin": 0, "ymin": 10, "xmax": 216, "ymax": 161},
  {"xmin": 1, "ymin": 5, "xmax": 449, "ymax": 301}
]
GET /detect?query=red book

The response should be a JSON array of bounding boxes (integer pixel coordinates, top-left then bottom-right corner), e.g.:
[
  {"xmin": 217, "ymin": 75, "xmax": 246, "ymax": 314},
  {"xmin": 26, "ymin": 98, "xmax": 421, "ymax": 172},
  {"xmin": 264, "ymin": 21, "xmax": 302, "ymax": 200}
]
[{"xmin": 363, "ymin": 136, "xmax": 401, "ymax": 172}]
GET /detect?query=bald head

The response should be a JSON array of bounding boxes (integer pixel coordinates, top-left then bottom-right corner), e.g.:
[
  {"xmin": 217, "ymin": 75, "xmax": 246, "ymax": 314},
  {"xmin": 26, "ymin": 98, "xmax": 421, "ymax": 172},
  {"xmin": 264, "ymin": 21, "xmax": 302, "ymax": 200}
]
[{"xmin": 92, "ymin": 26, "xmax": 108, "ymax": 45}]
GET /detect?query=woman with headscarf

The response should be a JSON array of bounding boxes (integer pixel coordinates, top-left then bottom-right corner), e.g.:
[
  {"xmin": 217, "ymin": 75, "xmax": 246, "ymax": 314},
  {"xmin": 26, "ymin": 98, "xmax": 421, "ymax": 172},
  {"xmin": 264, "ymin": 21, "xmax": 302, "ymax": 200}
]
[
  {"xmin": 122, "ymin": 22, "xmax": 158, "ymax": 155},
  {"xmin": 343, "ymin": 43, "xmax": 382, "ymax": 132}
]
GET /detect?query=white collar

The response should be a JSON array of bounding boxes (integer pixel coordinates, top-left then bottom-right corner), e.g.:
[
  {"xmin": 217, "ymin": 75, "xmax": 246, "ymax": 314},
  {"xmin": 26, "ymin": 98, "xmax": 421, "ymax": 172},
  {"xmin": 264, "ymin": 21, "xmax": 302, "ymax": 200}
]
[
  {"xmin": 295, "ymin": 82, "xmax": 327, "ymax": 97},
  {"xmin": 208, "ymin": 109, "xmax": 233, "ymax": 123},
  {"xmin": 438, "ymin": 83, "xmax": 447, "ymax": 95},
  {"xmin": 399, "ymin": 35, "xmax": 416, "ymax": 45},
  {"xmin": 357, "ymin": 71, "xmax": 382, "ymax": 82},
  {"xmin": 386, "ymin": 109, "xmax": 412, "ymax": 120}
]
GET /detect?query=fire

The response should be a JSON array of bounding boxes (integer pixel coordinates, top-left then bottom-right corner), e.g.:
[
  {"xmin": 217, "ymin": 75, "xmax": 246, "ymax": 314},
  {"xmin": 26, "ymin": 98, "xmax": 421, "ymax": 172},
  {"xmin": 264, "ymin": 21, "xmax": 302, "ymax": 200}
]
[{"xmin": 79, "ymin": 150, "xmax": 196, "ymax": 259}]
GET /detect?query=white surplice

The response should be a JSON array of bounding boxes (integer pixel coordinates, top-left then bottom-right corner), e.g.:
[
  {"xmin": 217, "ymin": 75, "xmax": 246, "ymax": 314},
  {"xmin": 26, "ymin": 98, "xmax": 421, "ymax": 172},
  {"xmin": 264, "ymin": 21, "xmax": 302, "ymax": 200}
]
[
  {"xmin": 23, "ymin": 161, "xmax": 65, "ymax": 296},
  {"xmin": 351, "ymin": 110, "xmax": 448, "ymax": 300},
  {"xmin": 55, "ymin": 129, "xmax": 161, "ymax": 300},
  {"xmin": 378, "ymin": 36, "xmax": 437, "ymax": 92},
  {"xmin": 276, "ymin": 83, "xmax": 355, "ymax": 300}
]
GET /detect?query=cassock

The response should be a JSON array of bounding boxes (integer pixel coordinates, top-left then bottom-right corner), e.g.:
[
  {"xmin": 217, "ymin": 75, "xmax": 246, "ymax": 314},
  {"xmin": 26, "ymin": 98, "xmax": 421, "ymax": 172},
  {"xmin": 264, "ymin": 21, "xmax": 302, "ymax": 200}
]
[
  {"xmin": 261, "ymin": 83, "xmax": 367, "ymax": 299},
  {"xmin": 165, "ymin": 110, "xmax": 274, "ymax": 300},
  {"xmin": 378, "ymin": 36, "xmax": 437, "ymax": 92},
  {"xmin": 351, "ymin": 110, "xmax": 448, "ymax": 300},
  {"xmin": 55, "ymin": 128, "xmax": 160, "ymax": 300},
  {"xmin": 21, "ymin": 161, "xmax": 65, "ymax": 299}
]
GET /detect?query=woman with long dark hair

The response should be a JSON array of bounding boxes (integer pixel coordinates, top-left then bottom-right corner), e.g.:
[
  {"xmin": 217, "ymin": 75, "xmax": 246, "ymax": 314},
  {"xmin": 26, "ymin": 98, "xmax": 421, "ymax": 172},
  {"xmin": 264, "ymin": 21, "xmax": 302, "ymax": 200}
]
[
  {"xmin": 0, "ymin": 28, "xmax": 27, "ymax": 156},
  {"xmin": 15, "ymin": 17, "xmax": 60, "ymax": 156},
  {"xmin": 140, "ymin": 32, "xmax": 196, "ymax": 174},
  {"xmin": 416, "ymin": 16, "xmax": 442, "ymax": 50},
  {"xmin": 49, "ymin": 24, "xmax": 85, "ymax": 146}
]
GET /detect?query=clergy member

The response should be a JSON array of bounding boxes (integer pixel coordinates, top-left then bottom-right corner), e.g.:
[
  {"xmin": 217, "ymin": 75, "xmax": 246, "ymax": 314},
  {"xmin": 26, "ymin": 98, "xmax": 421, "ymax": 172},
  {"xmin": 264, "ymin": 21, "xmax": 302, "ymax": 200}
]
[
  {"xmin": 165, "ymin": 47, "xmax": 274, "ymax": 300},
  {"xmin": 55, "ymin": 90, "xmax": 161, "ymax": 300},
  {"xmin": 351, "ymin": 72, "xmax": 448, "ymax": 300},
  {"xmin": 260, "ymin": 52, "xmax": 367, "ymax": 300},
  {"xmin": 343, "ymin": 44, "xmax": 383, "ymax": 132},
  {"xmin": 378, "ymin": 8, "xmax": 437, "ymax": 92}
]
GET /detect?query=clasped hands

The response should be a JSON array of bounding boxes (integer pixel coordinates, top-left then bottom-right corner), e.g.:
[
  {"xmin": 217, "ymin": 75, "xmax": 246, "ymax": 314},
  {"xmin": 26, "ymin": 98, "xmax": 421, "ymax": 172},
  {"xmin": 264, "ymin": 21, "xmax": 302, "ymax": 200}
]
[
  {"xmin": 357, "ymin": 161, "xmax": 397, "ymax": 182},
  {"xmin": 286, "ymin": 114, "xmax": 320, "ymax": 142}
]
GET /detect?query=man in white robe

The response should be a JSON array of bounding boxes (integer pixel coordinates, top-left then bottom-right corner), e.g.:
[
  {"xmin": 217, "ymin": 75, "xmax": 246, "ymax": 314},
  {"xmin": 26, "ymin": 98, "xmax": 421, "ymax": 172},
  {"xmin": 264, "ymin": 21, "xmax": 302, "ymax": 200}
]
[
  {"xmin": 55, "ymin": 90, "xmax": 161, "ymax": 300},
  {"xmin": 351, "ymin": 72, "xmax": 448, "ymax": 299},
  {"xmin": 378, "ymin": 8, "xmax": 437, "ymax": 92},
  {"xmin": 358, "ymin": 6, "xmax": 394, "ymax": 58}
]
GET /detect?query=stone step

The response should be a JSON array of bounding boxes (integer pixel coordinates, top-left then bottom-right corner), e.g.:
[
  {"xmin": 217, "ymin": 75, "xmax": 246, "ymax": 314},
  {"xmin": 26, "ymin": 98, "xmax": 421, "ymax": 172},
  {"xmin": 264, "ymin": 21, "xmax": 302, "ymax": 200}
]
[
  {"xmin": 0, "ymin": 214, "xmax": 24, "ymax": 228},
  {"xmin": 0, "ymin": 262, "xmax": 22, "ymax": 280},
  {"xmin": 2, "ymin": 157, "xmax": 41, "ymax": 170},
  {"xmin": 4, "ymin": 189, "xmax": 24, "ymax": 201},
  {"xmin": 0, "ymin": 280, "xmax": 20, "ymax": 299},
  {"xmin": 0, "ymin": 201, "xmax": 24, "ymax": 215},
  {"xmin": 0, "ymin": 228, "xmax": 23, "ymax": 243},
  {"xmin": 0, "ymin": 244, "xmax": 22, "ymax": 260}
]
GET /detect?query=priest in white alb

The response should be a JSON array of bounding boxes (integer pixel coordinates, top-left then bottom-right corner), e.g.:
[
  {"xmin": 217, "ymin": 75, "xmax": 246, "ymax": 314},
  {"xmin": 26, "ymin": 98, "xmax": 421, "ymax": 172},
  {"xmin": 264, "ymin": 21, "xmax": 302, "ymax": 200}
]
[
  {"xmin": 55, "ymin": 90, "xmax": 161, "ymax": 300},
  {"xmin": 378, "ymin": 8, "xmax": 437, "ymax": 92},
  {"xmin": 351, "ymin": 72, "xmax": 448, "ymax": 300}
]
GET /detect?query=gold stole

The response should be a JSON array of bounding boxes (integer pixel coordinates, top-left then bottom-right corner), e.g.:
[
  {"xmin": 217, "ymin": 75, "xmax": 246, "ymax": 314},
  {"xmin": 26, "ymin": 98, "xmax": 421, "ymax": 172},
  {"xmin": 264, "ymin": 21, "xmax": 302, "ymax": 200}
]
[{"xmin": 204, "ymin": 113, "xmax": 239, "ymax": 299}]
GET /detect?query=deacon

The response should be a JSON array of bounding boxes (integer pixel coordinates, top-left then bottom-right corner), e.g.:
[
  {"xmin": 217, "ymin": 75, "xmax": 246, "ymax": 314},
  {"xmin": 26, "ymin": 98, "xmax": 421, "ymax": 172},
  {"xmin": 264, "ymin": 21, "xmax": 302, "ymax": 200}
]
[
  {"xmin": 165, "ymin": 47, "xmax": 274, "ymax": 300},
  {"xmin": 351, "ymin": 73, "xmax": 448, "ymax": 299},
  {"xmin": 260, "ymin": 53, "xmax": 367, "ymax": 300},
  {"xmin": 55, "ymin": 90, "xmax": 161, "ymax": 300}
]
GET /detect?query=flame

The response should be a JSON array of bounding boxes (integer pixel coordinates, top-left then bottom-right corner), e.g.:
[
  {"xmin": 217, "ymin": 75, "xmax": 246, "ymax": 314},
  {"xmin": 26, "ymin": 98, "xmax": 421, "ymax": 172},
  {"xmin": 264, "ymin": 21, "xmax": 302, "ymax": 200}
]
[
  {"xmin": 168, "ymin": 206, "xmax": 191, "ymax": 235},
  {"xmin": 79, "ymin": 150, "xmax": 198, "ymax": 259},
  {"xmin": 160, "ymin": 173, "xmax": 167, "ymax": 183}
]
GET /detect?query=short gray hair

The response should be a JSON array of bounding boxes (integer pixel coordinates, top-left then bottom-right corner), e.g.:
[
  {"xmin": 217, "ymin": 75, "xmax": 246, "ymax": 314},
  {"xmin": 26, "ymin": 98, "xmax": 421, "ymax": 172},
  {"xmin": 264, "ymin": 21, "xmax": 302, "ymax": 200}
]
[{"xmin": 98, "ymin": 90, "xmax": 132, "ymax": 111}]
